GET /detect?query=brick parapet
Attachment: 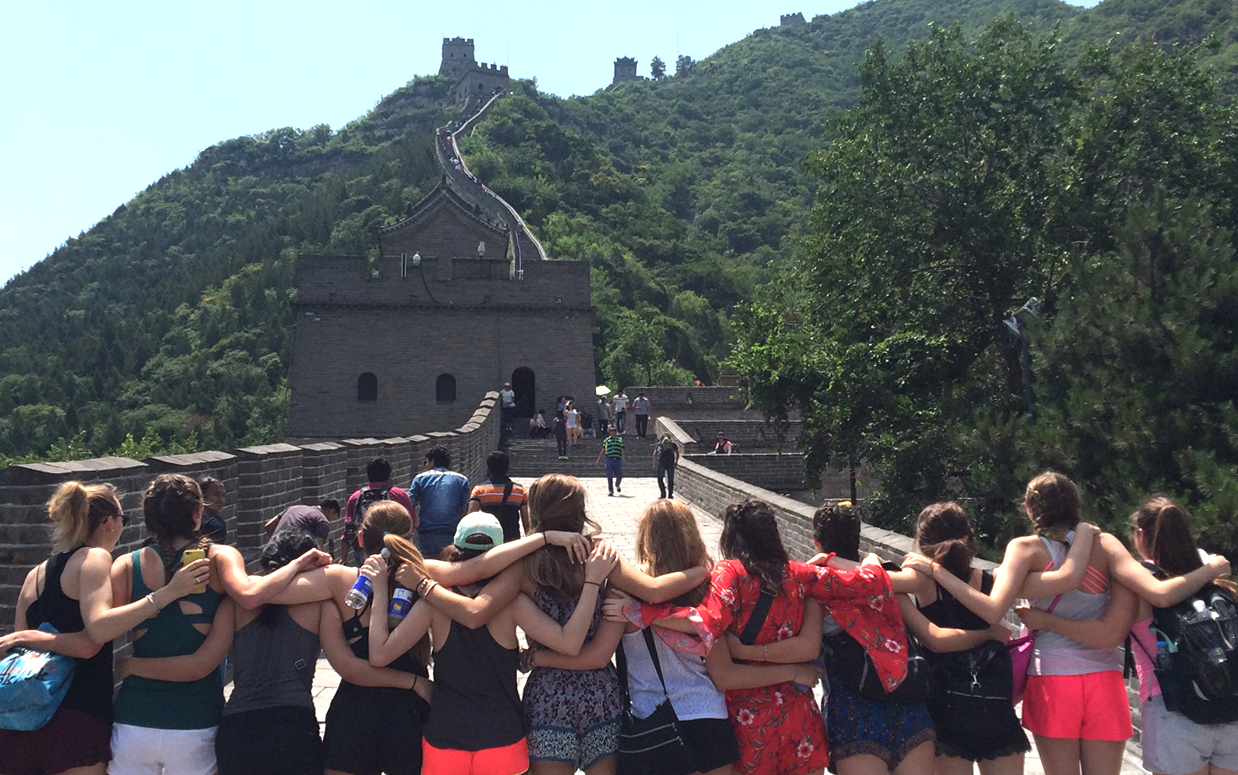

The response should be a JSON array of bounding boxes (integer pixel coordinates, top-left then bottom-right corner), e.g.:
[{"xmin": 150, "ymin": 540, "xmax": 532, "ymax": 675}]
[
  {"xmin": 0, "ymin": 391, "xmax": 502, "ymax": 635},
  {"xmin": 685, "ymin": 452, "xmax": 806, "ymax": 491}
]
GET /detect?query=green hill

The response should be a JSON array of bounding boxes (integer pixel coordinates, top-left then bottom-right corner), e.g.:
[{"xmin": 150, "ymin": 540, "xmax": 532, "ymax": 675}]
[{"xmin": 1, "ymin": 0, "xmax": 1235, "ymax": 463}]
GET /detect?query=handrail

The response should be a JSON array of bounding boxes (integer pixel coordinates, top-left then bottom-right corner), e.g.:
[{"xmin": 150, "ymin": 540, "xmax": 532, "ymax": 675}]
[{"xmin": 434, "ymin": 89, "xmax": 547, "ymax": 279}]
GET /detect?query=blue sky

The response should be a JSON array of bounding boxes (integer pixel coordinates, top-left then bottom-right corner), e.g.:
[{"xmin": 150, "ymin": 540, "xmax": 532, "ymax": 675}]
[{"xmin": 0, "ymin": 0, "xmax": 1099, "ymax": 286}]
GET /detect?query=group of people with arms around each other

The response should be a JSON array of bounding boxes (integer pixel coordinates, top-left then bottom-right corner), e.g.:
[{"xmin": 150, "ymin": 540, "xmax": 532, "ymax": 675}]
[{"xmin": 1, "ymin": 465, "xmax": 1235, "ymax": 775}]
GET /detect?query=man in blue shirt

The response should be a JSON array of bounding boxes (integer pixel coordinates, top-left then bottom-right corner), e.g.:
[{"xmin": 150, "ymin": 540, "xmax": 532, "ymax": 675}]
[{"xmin": 408, "ymin": 444, "xmax": 472, "ymax": 559}]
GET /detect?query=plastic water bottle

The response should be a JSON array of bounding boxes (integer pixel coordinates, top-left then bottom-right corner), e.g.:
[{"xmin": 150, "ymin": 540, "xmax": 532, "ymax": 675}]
[
  {"xmin": 345, "ymin": 548, "xmax": 390, "ymax": 609},
  {"xmin": 388, "ymin": 588, "xmax": 414, "ymax": 629},
  {"xmin": 1189, "ymin": 600, "xmax": 1228, "ymax": 666}
]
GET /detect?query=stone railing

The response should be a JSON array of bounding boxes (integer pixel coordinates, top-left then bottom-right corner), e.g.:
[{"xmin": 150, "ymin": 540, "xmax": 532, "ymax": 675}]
[
  {"xmin": 674, "ymin": 458, "xmax": 938, "ymax": 567},
  {"xmin": 0, "ymin": 392, "xmax": 502, "ymax": 633},
  {"xmin": 626, "ymin": 386, "xmax": 746, "ymax": 411},
  {"xmin": 686, "ymin": 452, "xmax": 806, "ymax": 491}
]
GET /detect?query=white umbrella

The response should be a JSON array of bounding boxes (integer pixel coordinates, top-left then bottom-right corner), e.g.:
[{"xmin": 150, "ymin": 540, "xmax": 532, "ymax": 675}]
[{"xmin": 595, "ymin": 385, "xmax": 611, "ymax": 396}]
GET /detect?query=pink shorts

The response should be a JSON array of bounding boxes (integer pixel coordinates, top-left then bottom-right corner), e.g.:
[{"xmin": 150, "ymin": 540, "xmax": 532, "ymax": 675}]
[
  {"xmin": 422, "ymin": 738, "xmax": 529, "ymax": 775},
  {"xmin": 1022, "ymin": 673, "xmax": 1133, "ymax": 741}
]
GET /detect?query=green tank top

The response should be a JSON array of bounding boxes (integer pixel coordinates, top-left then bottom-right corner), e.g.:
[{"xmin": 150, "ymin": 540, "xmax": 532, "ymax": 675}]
[{"xmin": 113, "ymin": 544, "xmax": 225, "ymax": 729}]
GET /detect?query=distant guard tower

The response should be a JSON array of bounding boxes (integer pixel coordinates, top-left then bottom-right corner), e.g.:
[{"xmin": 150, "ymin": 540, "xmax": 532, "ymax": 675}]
[
  {"xmin": 439, "ymin": 37, "xmax": 477, "ymax": 78},
  {"xmin": 612, "ymin": 57, "xmax": 638, "ymax": 85},
  {"xmin": 440, "ymin": 37, "xmax": 511, "ymax": 102},
  {"xmin": 780, "ymin": 12, "xmax": 807, "ymax": 25}
]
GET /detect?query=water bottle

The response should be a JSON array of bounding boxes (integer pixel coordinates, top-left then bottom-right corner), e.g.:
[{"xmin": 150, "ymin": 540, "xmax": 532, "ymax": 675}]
[
  {"xmin": 388, "ymin": 588, "xmax": 414, "ymax": 629},
  {"xmin": 1155, "ymin": 638, "xmax": 1174, "ymax": 672},
  {"xmin": 1187, "ymin": 599, "xmax": 1230, "ymax": 692},
  {"xmin": 345, "ymin": 548, "xmax": 390, "ymax": 609}
]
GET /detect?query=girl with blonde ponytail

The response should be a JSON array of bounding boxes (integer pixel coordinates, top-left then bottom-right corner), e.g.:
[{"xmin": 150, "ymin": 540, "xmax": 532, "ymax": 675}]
[{"xmin": 0, "ymin": 480, "xmax": 208, "ymax": 775}]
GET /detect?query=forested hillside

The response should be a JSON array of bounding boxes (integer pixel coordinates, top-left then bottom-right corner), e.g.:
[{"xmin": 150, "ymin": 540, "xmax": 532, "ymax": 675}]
[{"xmin": 1, "ymin": 0, "xmax": 1236, "ymax": 468}]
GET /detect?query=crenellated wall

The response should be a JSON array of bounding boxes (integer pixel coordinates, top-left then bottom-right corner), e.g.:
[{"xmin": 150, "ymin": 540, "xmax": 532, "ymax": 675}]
[{"xmin": 0, "ymin": 392, "xmax": 502, "ymax": 634}]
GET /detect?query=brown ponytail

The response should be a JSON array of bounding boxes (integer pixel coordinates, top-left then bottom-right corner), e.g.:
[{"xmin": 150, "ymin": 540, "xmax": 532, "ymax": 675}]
[
  {"xmin": 144, "ymin": 474, "xmax": 208, "ymax": 581},
  {"xmin": 357, "ymin": 500, "xmax": 431, "ymax": 665},
  {"xmin": 1025, "ymin": 472, "xmax": 1082, "ymax": 541},
  {"xmin": 915, "ymin": 501, "xmax": 976, "ymax": 582}
]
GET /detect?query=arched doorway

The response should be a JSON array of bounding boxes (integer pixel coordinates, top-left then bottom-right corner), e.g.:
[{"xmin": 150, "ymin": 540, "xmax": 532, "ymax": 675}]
[{"xmin": 511, "ymin": 367, "xmax": 535, "ymax": 418}]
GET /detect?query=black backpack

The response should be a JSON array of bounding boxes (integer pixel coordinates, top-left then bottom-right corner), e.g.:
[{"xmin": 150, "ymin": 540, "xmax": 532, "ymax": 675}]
[
  {"xmin": 1142, "ymin": 562, "xmax": 1238, "ymax": 724},
  {"xmin": 346, "ymin": 484, "xmax": 391, "ymax": 548},
  {"xmin": 824, "ymin": 562, "xmax": 931, "ymax": 705}
]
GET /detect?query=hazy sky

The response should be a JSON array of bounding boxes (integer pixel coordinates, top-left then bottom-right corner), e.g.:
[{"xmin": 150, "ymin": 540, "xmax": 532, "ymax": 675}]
[{"xmin": 0, "ymin": 0, "xmax": 1099, "ymax": 286}]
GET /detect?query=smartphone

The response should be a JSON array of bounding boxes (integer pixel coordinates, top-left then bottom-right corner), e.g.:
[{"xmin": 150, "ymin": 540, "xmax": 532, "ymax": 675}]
[{"xmin": 182, "ymin": 548, "xmax": 208, "ymax": 594}]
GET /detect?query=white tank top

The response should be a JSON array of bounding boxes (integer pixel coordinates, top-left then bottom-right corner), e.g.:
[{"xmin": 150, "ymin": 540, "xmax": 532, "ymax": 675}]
[
  {"xmin": 1029, "ymin": 537, "xmax": 1121, "ymax": 676},
  {"xmin": 621, "ymin": 629, "xmax": 727, "ymax": 721}
]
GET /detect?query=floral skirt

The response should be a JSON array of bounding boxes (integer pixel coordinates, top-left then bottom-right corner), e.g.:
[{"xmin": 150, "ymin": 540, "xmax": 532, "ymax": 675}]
[
  {"xmin": 726, "ymin": 682, "xmax": 828, "ymax": 775},
  {"xmin": 825, "ymin": 681, "xmax": 935, "ymax": 770}
]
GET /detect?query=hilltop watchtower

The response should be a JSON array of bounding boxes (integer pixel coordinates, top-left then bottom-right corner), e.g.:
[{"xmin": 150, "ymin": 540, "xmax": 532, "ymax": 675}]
[
  {"xmin": 612, "ymin": 57, "xmax": 638, "ymax": 85},
  {"xmin": 440, "ymin": 37, "xmax": 476, "ymax": 78},
  {"xmin": 287, "ymin": 182, "xmax": 595, "ymax": 440},
  {"xmin": 780, "ymin": 12, "xmax": 807, "ymax": 26}
]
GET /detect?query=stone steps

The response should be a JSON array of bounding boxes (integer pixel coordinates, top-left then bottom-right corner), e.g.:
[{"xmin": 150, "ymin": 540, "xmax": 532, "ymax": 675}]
[{"xmin": 502, "ymin": 433, "xmax": 660, "ymax": 479}]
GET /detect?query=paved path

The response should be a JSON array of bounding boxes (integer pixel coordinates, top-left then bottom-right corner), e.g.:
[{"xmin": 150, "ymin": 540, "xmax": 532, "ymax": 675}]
[{"xmin": 290, "ymin": 476, "xmax": 1144, "ymax": 774}]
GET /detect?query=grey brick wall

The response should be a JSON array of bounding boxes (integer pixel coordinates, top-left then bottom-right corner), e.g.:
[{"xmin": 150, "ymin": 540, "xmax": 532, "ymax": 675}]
[
  {"xmin": 0, "ymin": 391, "xmax": 502, "ymax": 635},
  {"xmin": 669, "ymin": 419, "xmax": 804, "ymax": 450},
  {"xmin": 686, "ymin": 453, "xmax": 807, "ymax": 491}
]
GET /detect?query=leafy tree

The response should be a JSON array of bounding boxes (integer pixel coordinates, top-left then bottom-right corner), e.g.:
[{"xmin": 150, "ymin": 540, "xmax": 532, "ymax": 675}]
[
  {"xmin": 676, "ymin": 55, "xmax": 696, "ymax": 77},
  {"xmin": 651, "ymin": 56, "xmax": 667, "ymax": 80},
  {"xmin": 735, "ymin": 20, "xmax": 1238, "ymax": 550}
]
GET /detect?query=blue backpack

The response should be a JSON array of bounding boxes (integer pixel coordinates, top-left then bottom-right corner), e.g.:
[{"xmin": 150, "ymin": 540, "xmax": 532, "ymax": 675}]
[{"xmin": 0, "ymin": 622, "xmax": 75, "ymax": 731}]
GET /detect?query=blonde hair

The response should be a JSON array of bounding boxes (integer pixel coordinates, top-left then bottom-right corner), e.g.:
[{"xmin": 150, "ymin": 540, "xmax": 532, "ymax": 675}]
[
  {"xmin": 636, "ymin": 500, "xmax": 712, "ymax": 606},
  {"xmin": 48, "ymin": 481, "xmax": 122, "ymax": 553},
  {"xmin": 357, "ymin": 500, "xmax": 431, "ymax": 664},
  {"xmin": 524, "ymin": 474, "xmax": 599, "ymax": 601}
]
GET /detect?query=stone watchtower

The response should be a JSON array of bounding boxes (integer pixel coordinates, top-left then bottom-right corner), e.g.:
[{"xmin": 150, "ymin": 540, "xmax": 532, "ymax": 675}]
[
  {"xmin": 612, "ymin": 57, "xmax": 638, "ymax": 85},
  {"xmin": 440, "ymin": 37, "xmax": 476, "ymax": 78},
  {"xmin": 287, "ymin": 182, "xmax": 596, "ymax": 441},
  {"xmin": 780, "ymin": 12, "xmax": 807, "ymax": 26}
]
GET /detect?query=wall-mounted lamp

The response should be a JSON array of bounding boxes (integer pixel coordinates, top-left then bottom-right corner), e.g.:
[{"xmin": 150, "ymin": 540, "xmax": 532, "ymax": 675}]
[{"xmin": 412, "ymin": 252, "xmax": 422, "ymax": 267}]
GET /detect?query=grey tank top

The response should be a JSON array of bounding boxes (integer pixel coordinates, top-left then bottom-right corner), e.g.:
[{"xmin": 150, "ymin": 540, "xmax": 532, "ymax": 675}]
[
  {"xmin": 223, "ymin": 606, "xmax": 319, "ymax": 716},
  {"xmin": 1029, "ymin": 537, "xmax": 1120, "ymax": 676}
]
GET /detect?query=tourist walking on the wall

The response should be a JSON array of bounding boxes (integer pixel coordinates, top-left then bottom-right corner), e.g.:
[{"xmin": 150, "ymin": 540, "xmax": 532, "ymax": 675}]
[
  {"xmin": 653, "ymin": 434, "xmax": 680, "ymax": 499},
  {"xmin": 596, "ymin": 425, "xmax": 625, "ymax": 496},
  {"xmin": 632, "ymin": 391, "xmax": 651, "ymax": 438},
  {"xmin": 612, "ymin": 389, "xmax": 629, "ymax": 435},
  {"xmin": 596, "ymin": 395, "xmax": 610, "ymax": 436},
  {"xmin": 714, "ymin": 431, "xmax": 734, "ymax": 455},
  {"xmin": 344, "ymin": 458, "xmax": 415, "ymax": 566},
  {"xmin": 0, "ymin": 481, "xmax": 209, "ymax": 775},
  {"xmin": 469, "ymin": 450, "xmax": 531, "ymax": 543},
  {"xmin": 552, "ymin": 409, "xmax": 569, "ymax": 460},
  {"xmin": 564, "ymin": 400, "xmax": 581, "ymax": 445},
  {"xmin": 198, "ymin": 476, "xmax": 229, "ymax": 544},
  {"xmin": 500, "ymin": 381, "xmax": 516, "ymax": 433},
  {"xmin": 409, "ymin": 445, "xmax": 473, "ymax": 560}
]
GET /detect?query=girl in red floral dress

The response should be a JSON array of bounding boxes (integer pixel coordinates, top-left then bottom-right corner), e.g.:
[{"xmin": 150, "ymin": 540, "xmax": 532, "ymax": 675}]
[{"xmin": 623, "ymin": 499, "xmax": 906, "ymax": 775}]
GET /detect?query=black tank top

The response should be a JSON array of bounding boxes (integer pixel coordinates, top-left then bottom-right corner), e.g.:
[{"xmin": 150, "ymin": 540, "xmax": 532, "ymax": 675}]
[
  {"xmin": 341, "ymin": 602, "xmax": 428, "ymax": 683},
  {"xmin": 23, "ymin": 548, "xmax": 113, "ymax": 722},
  {"xmin": 919, "ymin": 569, "xmax": 994, "ymax": 631},
  {"xmin": 422, "ymin": 617, "xmax": 524, "ymax": 750}
]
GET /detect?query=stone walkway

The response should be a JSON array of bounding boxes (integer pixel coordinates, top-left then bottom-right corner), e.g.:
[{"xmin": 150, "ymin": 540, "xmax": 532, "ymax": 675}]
[{"xmin": 290, "ymin": 476, "xmax": 1145, "ymax": 775}]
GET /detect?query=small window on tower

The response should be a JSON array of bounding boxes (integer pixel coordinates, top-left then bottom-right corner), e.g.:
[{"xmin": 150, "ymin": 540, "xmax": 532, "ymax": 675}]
[
  {"xmin": 436, "ymin": 374, "xmax": 457, "ymax": 403},
  {"xmin": 358, "ymin": 373, "xmax": 377, "ymax": 402}
]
